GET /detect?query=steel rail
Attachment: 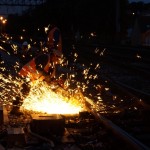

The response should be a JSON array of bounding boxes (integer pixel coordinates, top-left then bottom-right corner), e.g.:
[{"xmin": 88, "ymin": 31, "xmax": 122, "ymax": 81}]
[
  {"xmin": 84, "ymin": 99, "xmax": 150, "ymax": 150},
  {"xmin": 104, "ymin": 55, "xmax": 150, "ymax": 74},
  {"xmin": 100, "ymin": 74, "xmax": 150, "ymax": 106}
]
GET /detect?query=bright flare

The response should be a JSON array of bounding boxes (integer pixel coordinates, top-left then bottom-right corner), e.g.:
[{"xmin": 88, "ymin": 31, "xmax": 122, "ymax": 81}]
[{"xmin": 21, "ymin": 81, "xmax": 84, "ymax": 114}]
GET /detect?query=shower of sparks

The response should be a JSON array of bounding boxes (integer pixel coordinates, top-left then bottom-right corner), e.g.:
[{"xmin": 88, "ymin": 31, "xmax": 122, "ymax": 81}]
[
  {"xmin": 0, "ymin": 74, "xmax": 22, "ymax": 105},
  {"xmin": 11, "ymin": 44, "xmax": 19, "ymax": 54},
  {"xmin": 21, "ymin": 81, "xmax": 85, "ymax": 114},
  {"xmin": 0, "ymin": 33, "xmax": 107, "ymax": 114},
  {"xmin": 100, "ymin": 48, "xmax": 106, "ymax": 56},
  {"xmin": 94, "ymin": 48, "xmax": 106, "ymax": 56}
]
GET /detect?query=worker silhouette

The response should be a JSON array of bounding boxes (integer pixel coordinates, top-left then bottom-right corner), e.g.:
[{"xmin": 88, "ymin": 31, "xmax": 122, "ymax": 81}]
[
  {"xmin": 10, "ymin": 25, "xmax": 63, "ymax": 116},
  {"xmin": 46, "ymin": 24, "xmax": 62, "ymax": 52}
]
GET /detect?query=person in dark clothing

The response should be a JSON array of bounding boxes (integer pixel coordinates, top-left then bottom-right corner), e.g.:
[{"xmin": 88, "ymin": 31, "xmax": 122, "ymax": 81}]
[
  {"xmin": 19, "ymin": 49, "xmax": 62, "ymax": 81},
  {"xmin": 19, "ymin": 41, "xmax": 39, "ymax": 65},
  {"xmin": 10, "ymin": 24, "xmax": 63, "ymax": 116},
  {"xmin": 46, "ymin": 24, "xmax": 62, "ymax": 53},
  {"xmin": 10, "ymin": 49, "xmax": 63, "ymax": 115}
]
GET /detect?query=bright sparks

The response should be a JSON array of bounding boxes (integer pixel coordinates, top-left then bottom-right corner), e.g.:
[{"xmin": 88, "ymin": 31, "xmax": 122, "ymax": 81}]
[
  {"xmin": 0, "ymin": 74, "xmax": 22, "ymax": 105},
  {"xmin": 21, "ymin": 81, "xmax": 85, "ymax": 114},
  {"xmin": 0, "ymin": 34, "xmax": 105, "ymax": 115}
]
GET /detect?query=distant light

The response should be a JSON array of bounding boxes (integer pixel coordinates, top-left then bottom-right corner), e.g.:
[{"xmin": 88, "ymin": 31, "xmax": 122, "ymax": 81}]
[
  {"xmin": 20, "ymin": 36, "xmax": 23, "ymax": 40},
  {"xmin": 0, "ymin": 16, "xmax": 3, "ymax": 20},
  {"xmin": 136, "ymin": 54, "xmax": 141, "ymax": 59},
  {"xmin": 2, "ymin": 20, "xmax": 7, "ymax": 24},
  {"xmin": 0, "ymin": 17, "xmax": 7, "ymax": 25},
  {"xmin": 90, "ymin": 32, "xmax": 96, "ymax": 37},
  {"xmin": 132, "ymin": 12, "xmax": 135, "ymax": 15}
]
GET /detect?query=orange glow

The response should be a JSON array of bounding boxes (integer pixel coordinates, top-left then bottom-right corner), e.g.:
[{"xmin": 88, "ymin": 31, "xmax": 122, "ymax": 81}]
[
  {"xmin": 0, "ymin": 16, "xmax": 3, "ymax": 20},
  {"xmin": 2, "ymin": 20, "xmax": 7, "ymax": 24},
  {"xmin": 0, "ymin": 36, "xmax": 105, "ymax": 115},
  {"xmin": 21, "ymin": 81, "xmax": 85, "ymax": 114}
]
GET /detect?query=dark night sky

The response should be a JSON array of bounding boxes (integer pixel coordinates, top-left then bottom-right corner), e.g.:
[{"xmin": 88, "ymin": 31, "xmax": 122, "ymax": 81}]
[
  {"xmin": 129, "ymin": 0, "xmax": 150, "ymax": 3},
  {"xmin": 0, "ymin": 0, "xmax": 150, "ymax": 17}
]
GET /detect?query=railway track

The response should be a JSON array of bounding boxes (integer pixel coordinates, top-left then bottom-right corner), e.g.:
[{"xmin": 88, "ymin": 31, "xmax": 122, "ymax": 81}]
[
  {"xmin": 0, "ymin": 100, "xmax": 149, "ymax": 150},
  {"xmin": 63, "ymin": 42, "xmax": 150, "ymax": 149},
  {"xmin": 66, "ymin": 43, "xmax": 150, "ymax": 101},
  {"xmin": 0, "ymin": 36, "xmax": 150, "ymax": 149}
]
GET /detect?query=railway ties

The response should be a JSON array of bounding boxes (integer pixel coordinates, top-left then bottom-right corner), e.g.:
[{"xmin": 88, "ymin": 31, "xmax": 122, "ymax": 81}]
[
  {"xmin": 0, "ymin": 103, "xmax": 150, "ymax": 150},
  {"xmin": 92, "ymin": 73, "xmax": 150, "ymax": 149},
  {"xmin": 0, "ymin": 38, "xmax": 150, "ymax": 149}
]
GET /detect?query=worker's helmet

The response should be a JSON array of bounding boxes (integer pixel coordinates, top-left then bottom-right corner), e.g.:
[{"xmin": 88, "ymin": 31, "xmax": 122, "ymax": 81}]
[
  {"xmin": 22, "ymin": 41, "xmax": 29, "ymax": 51},
  {"xmin": 22, "ymin": 41, "xmax": 28, "ymax": 46}
]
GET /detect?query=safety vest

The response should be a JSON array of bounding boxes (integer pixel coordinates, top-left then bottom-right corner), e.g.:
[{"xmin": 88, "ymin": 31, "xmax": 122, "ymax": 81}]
[
  {"xmin": 18, "ymin": 54, "xmax": 50, "ymax": 81},
  {"xmin": 47, "ymin": 27, "xmax": 62, "ymax": 52}
]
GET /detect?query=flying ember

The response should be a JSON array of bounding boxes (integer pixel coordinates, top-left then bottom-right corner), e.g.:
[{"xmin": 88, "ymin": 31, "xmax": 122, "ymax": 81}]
[
  {"xmin": 0, "ymin": 73, "xmax": 85, "ymax": 115},
  {"xmin": 0, "ymin": 36, "xmax": 103, "ymax": 115}
]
